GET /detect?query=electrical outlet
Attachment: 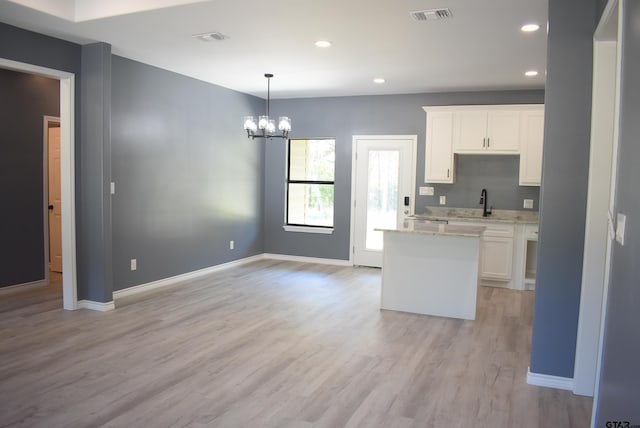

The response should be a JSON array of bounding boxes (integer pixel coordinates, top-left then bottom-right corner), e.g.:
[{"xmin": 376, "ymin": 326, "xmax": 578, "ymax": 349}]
[
  {"xmin": 130, "ymin": 258, "xmax": 137, "ymax": 271},
  {"xmin": 419, "ymin": 186, "xmax": 435, "ymax": 196},
  {"xmin": 229, "ymin": 240, "xmax": 234, "ymax": 250},
  {"xmin": 523, "ymin": 199, "xmax": 534, "ymax": 209},
  {"xmin": 439, "ymin": 195, "xmax": 446, "ymax": 205}
]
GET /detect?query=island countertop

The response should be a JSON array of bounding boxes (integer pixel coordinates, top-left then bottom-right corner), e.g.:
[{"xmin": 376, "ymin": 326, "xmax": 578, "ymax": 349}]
[{"xmin": 376, "ymin": 220, "xmax": 485, "ymax": 237}]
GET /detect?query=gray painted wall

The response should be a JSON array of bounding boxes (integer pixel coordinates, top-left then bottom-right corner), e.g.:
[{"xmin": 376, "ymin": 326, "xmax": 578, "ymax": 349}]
[
  {"xmin": 595, "ymin": 0, "xmax": 640, "ymax": 423},
  {"xmin": 111, "ymin": 56, "xmax": 265, "ymax": 291},
  {"xmin": 529, "ymin": 0, "xmax": 597, "ymax": 378},
  {"xmin": 0, "ymin": 23, "xmax": 97, "ymax": 299},
  {"xmin": 78, "ymin": 43, "xmax": 113, "ymax": 303},
  {"xmin": 265, "ymin": 91, "xmax": 543, "ymax": 259},
  {"xmin": 425, "ymin": 155, "xmax": 540, "ymax": 210},
  {"xmin": 0, "ymin": 23, "xmax": 118, "ymax": 302},
  {"xmin": 0, "ymin": 22, "xmax": 80, "ymax": 76},
  {"xmin": 0, "ymin": 68, "xmax": 59, "ymax": 287}
]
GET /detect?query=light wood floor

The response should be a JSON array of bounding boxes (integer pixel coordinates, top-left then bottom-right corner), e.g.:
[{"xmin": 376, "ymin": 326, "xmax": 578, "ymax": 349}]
[{"xmin": 0, "ymin": 260, "xmax": 592, "ymax": 427}]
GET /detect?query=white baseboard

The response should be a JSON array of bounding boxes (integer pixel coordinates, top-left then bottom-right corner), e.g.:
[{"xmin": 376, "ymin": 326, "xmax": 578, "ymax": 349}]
[
  {"xmin": 113, "ymin": 254, "xmax": 265, "ymax": 299},
  {"xmin": 0, "ymin": 279, "xmax": 47, "ymax": 294},
  {"xmin": 263, "ymin": 253, "xmax": 351, "ymax": 266},
  {"xmin": 77, "ymin": 300, "xmax": 115, "ymax": 311},
  {"xmin": 113, "ymin": 253, "xmax": 351, "ymax": 301},
  {"xmin": 527, "ymin": 367, "xmax": 575, "ymax": 391}
]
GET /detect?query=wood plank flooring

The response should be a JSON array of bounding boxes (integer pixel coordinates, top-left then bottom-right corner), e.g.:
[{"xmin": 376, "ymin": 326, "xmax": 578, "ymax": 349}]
[{"xmin": 0, "ymin": 260, "xmax": 592, "ymax": 427}]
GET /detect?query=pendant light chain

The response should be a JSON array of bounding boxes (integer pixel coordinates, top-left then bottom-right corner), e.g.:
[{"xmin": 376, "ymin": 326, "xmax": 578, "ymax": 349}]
[{"xmin": 266, "ymin": 75, "xmax": 270, "ymax": 119}]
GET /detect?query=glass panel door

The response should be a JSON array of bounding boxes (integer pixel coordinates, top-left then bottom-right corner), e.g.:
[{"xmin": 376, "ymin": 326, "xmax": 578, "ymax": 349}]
[
  {"xmin": 365, "ymin": 150, "xmax": 399, "ymax": 250},
  {"xmin": 352, "ymin": 136, "xmax": 416, "ymax": 267}
]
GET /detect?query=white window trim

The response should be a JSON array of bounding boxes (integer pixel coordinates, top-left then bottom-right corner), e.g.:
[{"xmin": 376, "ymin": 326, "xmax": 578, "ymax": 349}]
[{"xmin": 282, "ymin": 225, "xmax": 334, "ymax": 234}]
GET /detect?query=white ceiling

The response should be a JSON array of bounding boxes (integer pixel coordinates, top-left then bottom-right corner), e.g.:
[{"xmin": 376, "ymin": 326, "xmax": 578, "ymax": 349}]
[{"xmin": 0, "ymin": 0, "xmax": 548, "ymax": 99}]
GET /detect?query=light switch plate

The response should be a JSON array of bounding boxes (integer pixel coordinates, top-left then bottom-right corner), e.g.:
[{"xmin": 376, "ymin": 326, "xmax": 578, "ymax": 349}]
[
  {"xmin": 616, "ymin": 213, "xmax": 626, "ymax": 245},
  {"xmin": 523, "ymin": 199, "xmax": 534, "ymax": 209},
  {"xmin": 439, "ymin": 195, "xmax": 446, "ymax": 205},
  {"xmin": 419, "ymin": 186, "xmax": 435, "ymax": 196},
  {"xmin": 110, "ymin": 182, "xmax": 115, "ymax": 195},
  {"xmin": 130, "ymin": 258, "xmax": 137, "ymax": 271}
]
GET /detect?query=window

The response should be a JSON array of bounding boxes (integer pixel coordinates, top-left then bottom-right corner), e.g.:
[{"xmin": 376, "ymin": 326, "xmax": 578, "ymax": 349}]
[{"xmin": 286, "ymin": 138, "xmax": 335, "ymax": 229}]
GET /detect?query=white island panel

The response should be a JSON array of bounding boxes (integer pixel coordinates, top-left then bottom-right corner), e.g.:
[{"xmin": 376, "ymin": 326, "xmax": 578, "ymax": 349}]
[{"xmin": 380, "ymin": 230, "xmax": 481, "ymax": 320}]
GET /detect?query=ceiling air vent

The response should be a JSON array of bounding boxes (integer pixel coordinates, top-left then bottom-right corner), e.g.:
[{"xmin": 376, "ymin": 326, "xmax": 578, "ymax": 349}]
[
  {"xmin": 193, "ymin": 32, "xmax": 228, "ymax": 42},
  {"xmin": 409, "ymin": 8, "xmax": 452, "ymax": 21}
]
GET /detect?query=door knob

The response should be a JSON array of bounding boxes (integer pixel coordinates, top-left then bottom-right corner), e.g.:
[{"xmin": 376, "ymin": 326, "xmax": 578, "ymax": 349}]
[{"xmin": 48, "ymin": 204, "xmax": 54, "ymax": 210}]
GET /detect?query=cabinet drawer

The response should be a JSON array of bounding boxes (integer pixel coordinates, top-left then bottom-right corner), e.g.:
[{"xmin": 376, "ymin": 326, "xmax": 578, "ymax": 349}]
[
  {"xmin": 483, "ymin": 224, "xmax": 514, "ymax": 238},
  {"xmin": 523, "ymin": 225, "xmax": 539, "ymax": 240},
  {"xmin": 448, "ymin": 221, "xmax": 514, "ymax": 238}
]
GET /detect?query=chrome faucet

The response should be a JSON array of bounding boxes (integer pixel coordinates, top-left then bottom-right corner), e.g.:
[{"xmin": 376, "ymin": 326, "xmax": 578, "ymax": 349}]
[{"xmin": 479, "ymin": 188, "xmax": 492, "ymax": 217}]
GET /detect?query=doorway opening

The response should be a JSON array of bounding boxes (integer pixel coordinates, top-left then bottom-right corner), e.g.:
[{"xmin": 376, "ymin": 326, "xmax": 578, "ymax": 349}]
[
  {"xmin": 0, "ymin": 58, "xmax": 78, "ymax": 310},
  {"xmin": 45, "ymin": 116, "xmax": 62, "ymax": 279}
]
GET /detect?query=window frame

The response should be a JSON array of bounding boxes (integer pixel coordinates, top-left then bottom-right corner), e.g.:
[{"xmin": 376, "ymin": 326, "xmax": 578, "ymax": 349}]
[{"xmin": 284, "ymin": 138, "xmax": 336, "ymax": 232}]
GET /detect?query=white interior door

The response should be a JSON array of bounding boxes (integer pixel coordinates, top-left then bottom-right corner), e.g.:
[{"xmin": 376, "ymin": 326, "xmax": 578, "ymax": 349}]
[
  {"xmin": 352, "ymin": 136, "xmax": 417, "ymax": 267},
  {"xmin": 48, "ymin": 126, "xmax": 63, "ymax": 273}
]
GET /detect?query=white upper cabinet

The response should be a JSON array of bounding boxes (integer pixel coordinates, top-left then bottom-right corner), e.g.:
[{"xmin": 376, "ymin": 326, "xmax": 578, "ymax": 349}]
[
  {"xmin": 453, "ymin": 107, "xmax": 520, "ymax": 154},
  {"xmin": 424, "ymin": 109, "xmax": 455, "ymax": 183},
  {"xmin": 519, "ymin": 108, "xmax": 545, "ymax": 186},
  {"xmin": 423, "ymin": 104, "xmax": 544, "ymax": 186},
  {"xmin": 452, "ymin": 110, "xmax": 487, "ymax": 152},
  {"xmin": 486, "ymin": 110, "xmax": 521, "ymax": 152}
]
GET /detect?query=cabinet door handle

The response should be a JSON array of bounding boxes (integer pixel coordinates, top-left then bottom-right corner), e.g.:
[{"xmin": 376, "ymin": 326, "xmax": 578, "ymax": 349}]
[
  {"xmin": 447, "ymin": 168, "xmax": 450, "ymax": 178},
  {"xmin": 487, "ymin": 137, "xmax": 490, "ymax": 148},
  {"xmin": 482, "ymin": 137, "xmax": 486, "ymax": 148}
]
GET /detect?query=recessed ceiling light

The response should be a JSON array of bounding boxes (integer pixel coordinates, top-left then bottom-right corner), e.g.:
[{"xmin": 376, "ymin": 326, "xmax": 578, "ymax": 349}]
[
  {"xmin": 525, "ymin": 70, "xmax": 539, "ymax": 77},
  {"xmin": 521, "ymin": 23, "xmax": 540, "ymax": 32},
  {"xmin": 315, "ymin": 40, "xmax": 332, "ymax": 48},
  {"xmin": 373, "ymin": 78, "xmax": 385, "ymax": 84}
]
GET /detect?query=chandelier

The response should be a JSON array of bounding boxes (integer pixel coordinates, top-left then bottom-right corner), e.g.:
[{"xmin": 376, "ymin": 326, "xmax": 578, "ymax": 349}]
[{"xmin": 243, "ymin": 73, "xmax": 291, "ymax": 140}]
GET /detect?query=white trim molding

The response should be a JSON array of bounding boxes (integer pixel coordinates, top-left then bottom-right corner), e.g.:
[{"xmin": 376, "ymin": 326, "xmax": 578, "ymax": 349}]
[
  {"xmin": 0, "ymin": 57, "xmax": 78, "ymax": 311},
  {"xmin": 527, "ymin": 367, "xmax": 575, "ymax": 391},
  {"xmin": 282, "ymin": 225, "xmax": 334, "ymax": 234},
  {"xmin": 113, "ymin": 254, "xmax": 264, "ymax": 299},
  {"xmin": 263, "ymin": 253, "xmax": 351, "ymax": 266},
  {"xmin": 77, "ymin": 300, "xmax": 115, "ymax": 311}
]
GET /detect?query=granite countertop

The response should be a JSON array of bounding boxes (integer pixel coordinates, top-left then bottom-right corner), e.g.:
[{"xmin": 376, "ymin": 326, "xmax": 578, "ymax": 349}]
[
  {"xmin": 411, "ymin": 207, "xmax": 539, "ymax": 224},
  {"xmin": 376, "ymin": 220, "xmax": 485, "ymax": 237}
]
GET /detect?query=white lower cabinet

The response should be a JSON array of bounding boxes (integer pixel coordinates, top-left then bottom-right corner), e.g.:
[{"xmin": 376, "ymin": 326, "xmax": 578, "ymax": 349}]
[
  {"xmin": 448, "ymin": 220, "xmax": 539, "ymax": 289},
  {"xmin": 480, "ymin": 236, "xmax": 514, "ymax": 280},
  {"xmin": 448, "ymin": 221, "xmax": 516, "ymax": 286}
]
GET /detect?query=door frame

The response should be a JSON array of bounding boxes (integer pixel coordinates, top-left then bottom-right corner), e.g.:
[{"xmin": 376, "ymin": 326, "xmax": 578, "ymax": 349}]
[
  {"xmin": 43, "ymin": 115, "xmax": 61, "ymax": 282},
  {"xmin": 1, "ymin": 58, "xmax": 78, "ymax": 310},
  {"xmin": 349, "ymin": 135, "xmax": 418, "ymax": 266},
  {"xmin": 574, "ymin": 0, "xmax": 621, "ymax": 402}
]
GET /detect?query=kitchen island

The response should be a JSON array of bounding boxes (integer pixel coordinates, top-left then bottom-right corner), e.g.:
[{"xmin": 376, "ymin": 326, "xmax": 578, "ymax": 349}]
[{"xmin": 378, "ymin": 220, "xmax": 485, "ymax": 320}]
